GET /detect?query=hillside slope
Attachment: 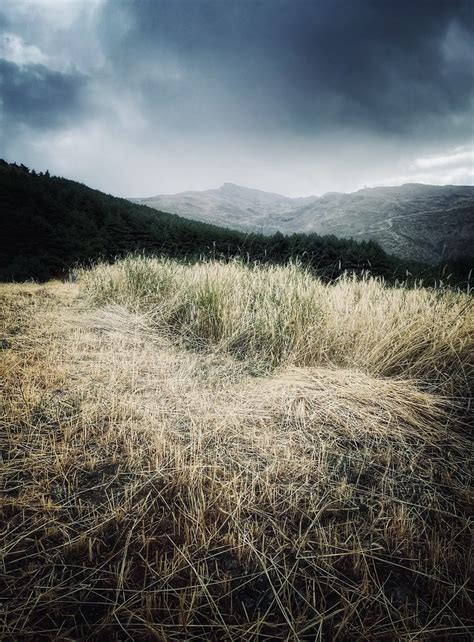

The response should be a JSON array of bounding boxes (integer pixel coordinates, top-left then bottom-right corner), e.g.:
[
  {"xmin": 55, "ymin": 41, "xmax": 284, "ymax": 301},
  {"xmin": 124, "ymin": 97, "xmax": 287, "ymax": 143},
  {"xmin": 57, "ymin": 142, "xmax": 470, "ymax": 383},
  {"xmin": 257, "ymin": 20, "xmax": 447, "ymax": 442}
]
[
  {"xmin": 0, "ymin": 160, "xmax": 396, "ymax": 282},
  {"xmin": 135, "ymin": 183, "xmax": 474, "ymax": 264},
  {"xmin": 286, "ymin": 184, "xmax": 474, "ymax": 264}
]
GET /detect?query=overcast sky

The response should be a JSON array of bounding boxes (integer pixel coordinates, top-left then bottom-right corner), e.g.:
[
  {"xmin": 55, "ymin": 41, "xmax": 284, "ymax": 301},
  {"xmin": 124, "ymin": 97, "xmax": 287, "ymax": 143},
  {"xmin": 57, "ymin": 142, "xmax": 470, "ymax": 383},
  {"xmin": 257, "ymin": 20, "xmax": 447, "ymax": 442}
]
[{"xmin": 0, "ymin": 0, "xmax": 473, "ymax": 197}]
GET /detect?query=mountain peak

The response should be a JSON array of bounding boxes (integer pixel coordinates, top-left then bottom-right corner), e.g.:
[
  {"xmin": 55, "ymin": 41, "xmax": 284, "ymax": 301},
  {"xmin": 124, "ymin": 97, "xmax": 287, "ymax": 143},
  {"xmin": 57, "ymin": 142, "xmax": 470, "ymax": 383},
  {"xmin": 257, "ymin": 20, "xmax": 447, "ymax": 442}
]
[
  {"xmin": 220, "ymin": 182, "xmax": 246, "ymax": 191},
  {"xmin": 219, "ymin": 182, "xmax": 277, "ymax": 196},
  {"xmin": 221, "ymin": 182, "xmax": 241, "ymax": 188}
]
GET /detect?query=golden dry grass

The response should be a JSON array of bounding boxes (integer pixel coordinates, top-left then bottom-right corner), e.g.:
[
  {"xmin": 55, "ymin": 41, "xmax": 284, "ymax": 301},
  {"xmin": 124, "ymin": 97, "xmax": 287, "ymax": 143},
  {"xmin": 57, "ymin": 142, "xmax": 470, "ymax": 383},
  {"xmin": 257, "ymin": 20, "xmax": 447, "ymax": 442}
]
[
  {"xmin": 1, "ymin": 259, "xmax": 473, "ymax": 640},
  {"xmin": 80, "ymin": 257, "xmax": 473, "ymax": 394}
]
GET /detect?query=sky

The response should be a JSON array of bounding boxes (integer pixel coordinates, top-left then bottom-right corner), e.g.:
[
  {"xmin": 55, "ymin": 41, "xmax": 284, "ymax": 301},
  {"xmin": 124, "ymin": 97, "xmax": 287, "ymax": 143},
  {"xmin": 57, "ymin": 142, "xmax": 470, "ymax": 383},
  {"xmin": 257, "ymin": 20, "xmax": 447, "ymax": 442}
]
[{"xmin": 0, "ymin": 0, "xmax": 473, "ymax": 197}]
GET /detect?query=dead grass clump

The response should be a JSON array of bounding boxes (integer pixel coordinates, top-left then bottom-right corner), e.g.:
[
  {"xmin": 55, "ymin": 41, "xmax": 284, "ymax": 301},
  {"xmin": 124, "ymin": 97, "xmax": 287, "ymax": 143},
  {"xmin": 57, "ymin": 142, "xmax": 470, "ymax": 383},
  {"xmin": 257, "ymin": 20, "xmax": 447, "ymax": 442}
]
[{"xmin": 260, "ymin": 366, "xmax": 451, "ymax": 441}]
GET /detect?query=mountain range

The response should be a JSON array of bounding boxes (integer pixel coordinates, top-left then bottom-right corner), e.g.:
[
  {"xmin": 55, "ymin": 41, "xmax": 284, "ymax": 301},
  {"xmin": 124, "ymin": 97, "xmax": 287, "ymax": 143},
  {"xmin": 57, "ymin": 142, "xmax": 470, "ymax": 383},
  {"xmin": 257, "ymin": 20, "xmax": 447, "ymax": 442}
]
[{"xmin": 132, "ymin": 183, "xmax": 474, "ymax": 264}]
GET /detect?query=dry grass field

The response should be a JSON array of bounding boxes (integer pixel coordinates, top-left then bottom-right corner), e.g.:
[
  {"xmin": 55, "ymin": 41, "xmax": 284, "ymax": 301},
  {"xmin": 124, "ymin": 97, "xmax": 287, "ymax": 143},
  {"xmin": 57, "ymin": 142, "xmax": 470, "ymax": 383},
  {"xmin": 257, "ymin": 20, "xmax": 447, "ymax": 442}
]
[{"xmin": 1, "ymin": 257, "xmax": 473, "ymax": 640}]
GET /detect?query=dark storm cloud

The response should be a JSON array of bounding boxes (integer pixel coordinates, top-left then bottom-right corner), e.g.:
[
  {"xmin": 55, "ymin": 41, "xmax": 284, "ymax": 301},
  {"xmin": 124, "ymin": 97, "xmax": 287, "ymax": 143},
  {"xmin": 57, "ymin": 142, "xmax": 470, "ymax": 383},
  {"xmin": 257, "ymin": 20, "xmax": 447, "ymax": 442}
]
[
  {"xmin": 1, "ymin": 0, "xmax": 472, "ymax": 137},
  {"xmin": 0, "ymin": 59, "xmax": 87, "ymax": 128},
  {"xmin": 0, "ymin": 0, "xmax": 472, "ymax": 195},
  {"xmin": 99, "ymin": 0, "xmax": 474, "ymax": 136}
]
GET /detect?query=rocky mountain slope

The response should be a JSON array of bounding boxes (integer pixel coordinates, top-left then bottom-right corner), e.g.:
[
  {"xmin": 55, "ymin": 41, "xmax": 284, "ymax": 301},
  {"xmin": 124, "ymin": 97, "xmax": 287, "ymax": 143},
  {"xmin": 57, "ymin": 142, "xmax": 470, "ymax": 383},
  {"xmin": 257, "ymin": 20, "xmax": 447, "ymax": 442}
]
[
  {"xmin": 133, "ymin": 183, "xmax": 317, "ymax": 231},
  {"xmin": 133, "ymin": 183, "xmax": 474, "ymax": 263}
]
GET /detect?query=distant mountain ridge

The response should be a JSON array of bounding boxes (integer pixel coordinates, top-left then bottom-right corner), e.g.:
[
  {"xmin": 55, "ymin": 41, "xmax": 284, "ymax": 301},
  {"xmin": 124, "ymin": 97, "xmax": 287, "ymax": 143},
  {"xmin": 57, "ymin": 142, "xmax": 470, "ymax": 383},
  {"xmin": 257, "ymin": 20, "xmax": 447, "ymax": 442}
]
[
  {"xmin": 133, "ymin": 182, "xmax": 474, "ymax": 264},
  {"xmin": 133, "ymin": 182, "xmax": 317, "ymax": 231}
]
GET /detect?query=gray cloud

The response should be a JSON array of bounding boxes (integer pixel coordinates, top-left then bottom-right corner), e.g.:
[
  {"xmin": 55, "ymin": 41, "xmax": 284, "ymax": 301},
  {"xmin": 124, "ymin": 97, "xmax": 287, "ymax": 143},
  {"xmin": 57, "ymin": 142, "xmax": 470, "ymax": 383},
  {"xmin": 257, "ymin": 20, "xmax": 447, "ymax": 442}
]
[
  {"xmin": 97, "ymin": 0, "xmax": 473, "ymax": 137},
  {"xmin": 0, "ymin": 59, "xmax": 87, "ymax": 128},
  {"xmin": 0, "ymin": 0, "xmax": 472, "ymax": 196}
]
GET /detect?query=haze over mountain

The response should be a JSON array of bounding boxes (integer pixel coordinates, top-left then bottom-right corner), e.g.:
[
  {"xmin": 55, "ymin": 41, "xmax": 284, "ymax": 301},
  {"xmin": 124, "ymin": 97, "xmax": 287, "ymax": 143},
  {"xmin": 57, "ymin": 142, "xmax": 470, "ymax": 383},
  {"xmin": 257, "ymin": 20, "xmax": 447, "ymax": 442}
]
[{"xmin": 133, "ymin": 183, "xmax": 474, "ymax": 264}]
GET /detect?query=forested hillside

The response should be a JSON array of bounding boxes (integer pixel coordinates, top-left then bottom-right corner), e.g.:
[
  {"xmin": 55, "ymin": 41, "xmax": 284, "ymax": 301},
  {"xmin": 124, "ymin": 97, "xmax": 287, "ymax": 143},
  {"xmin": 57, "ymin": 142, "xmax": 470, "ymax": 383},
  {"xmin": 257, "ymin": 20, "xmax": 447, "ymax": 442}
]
[{"xmin": 0, "ymin": 160, "xmax": 469, "ymax": 285}]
